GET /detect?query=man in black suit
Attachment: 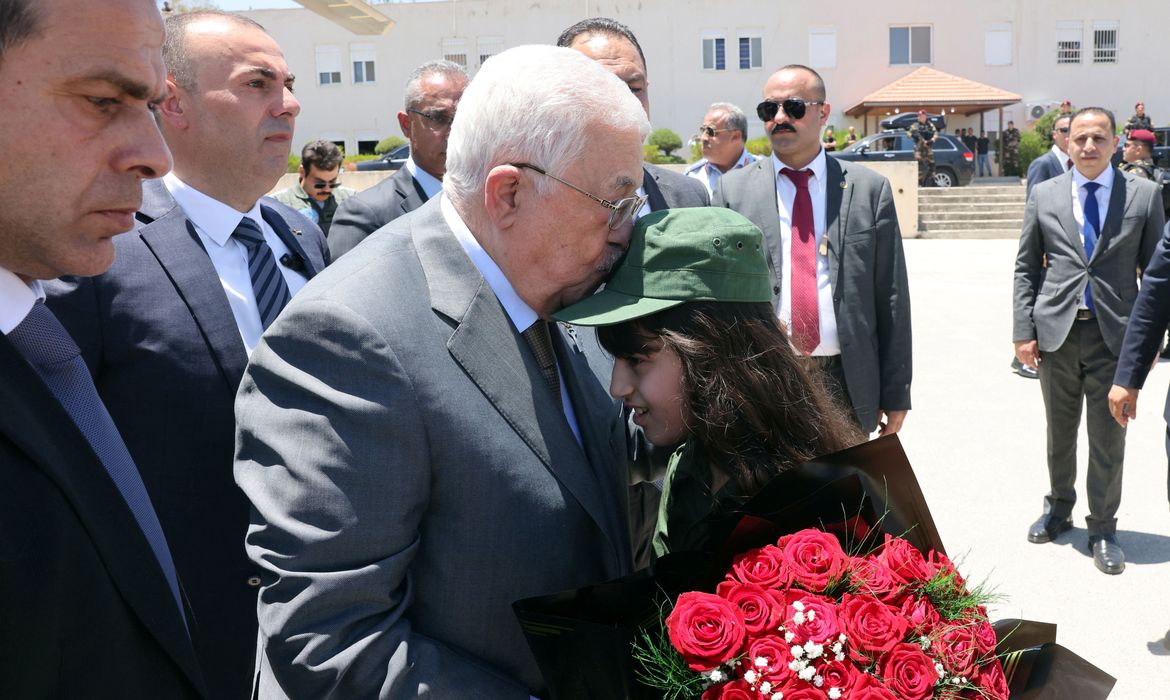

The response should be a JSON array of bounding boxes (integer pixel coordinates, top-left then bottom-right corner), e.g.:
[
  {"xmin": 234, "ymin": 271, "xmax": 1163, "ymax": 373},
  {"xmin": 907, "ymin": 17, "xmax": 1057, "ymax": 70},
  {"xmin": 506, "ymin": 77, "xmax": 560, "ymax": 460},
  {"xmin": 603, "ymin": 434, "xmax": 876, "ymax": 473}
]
[
  {"xmin": 329, "ymin": 60, "xmax": 468, "ymax": 258},
  {"xmin": 1014, "ymin": 108, "xmax": 1163, "ymax": 575},
  {"xmin": 557, "ymin": 17, "xmax": 710, "ymax": 214},
  {"xmin": 45, "ymin": 10, "xmax": 327, "ymax": 698},
  {"xmin": 0, "ymin": 0, "xmax": 206, "ymax": 696}
]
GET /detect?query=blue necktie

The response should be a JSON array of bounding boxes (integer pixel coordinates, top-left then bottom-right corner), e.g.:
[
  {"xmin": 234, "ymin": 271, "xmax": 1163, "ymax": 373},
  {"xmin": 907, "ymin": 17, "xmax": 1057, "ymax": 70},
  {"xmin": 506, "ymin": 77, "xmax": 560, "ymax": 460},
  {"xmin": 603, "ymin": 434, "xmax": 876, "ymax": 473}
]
[
  {"xmin": 7, "ymin": 302, "xmax": 186, "ymax": 623},
  {"xmin": 233, "ymin": 217, "xmax": 291, "ymax": 329},
  {"xmin": 1082, "ymin": 181, "xmax": 1101, "ymax": 311}
]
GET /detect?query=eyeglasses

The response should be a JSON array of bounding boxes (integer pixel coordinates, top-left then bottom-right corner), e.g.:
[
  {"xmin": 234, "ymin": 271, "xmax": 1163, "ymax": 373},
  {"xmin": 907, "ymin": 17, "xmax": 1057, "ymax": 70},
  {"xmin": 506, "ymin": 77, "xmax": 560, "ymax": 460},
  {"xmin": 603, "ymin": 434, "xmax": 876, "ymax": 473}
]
[
  {"xmin": 756, "ymin": 98, "xmax": 825, "ymax": 122},
  {"xmin": 1055, "ymin": 127, "xmax": 1070, "ymax": 134},
  {"xmin": 311, "ymin": 180, "xmax": 341, "ymax": 189},
  {"xmin": 408, "ymin": 108, "xmax": 454, "ymax": 128},
  {"xmin": 512, "ymin": 162, "xmax": 648, "ymax": 231},
  {"xmin": 699, "ymin": 125, "xmax": 733, "ymax": 138}
]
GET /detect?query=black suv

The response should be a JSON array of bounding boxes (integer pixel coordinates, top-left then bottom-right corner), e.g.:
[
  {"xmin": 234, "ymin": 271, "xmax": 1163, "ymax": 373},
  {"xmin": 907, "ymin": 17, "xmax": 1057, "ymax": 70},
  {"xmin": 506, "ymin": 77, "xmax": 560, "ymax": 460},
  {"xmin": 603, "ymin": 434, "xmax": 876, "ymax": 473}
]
[
  {"xmin": 878, "ymin": 112, "xmax": 947, "ymax": 131},
  {"xmin": 354, "ymin": 143, "xmax": 410, "ymax": 171},
  {"xmin": 831, "ymin": 131, "xmax": 975, "ymax": 187}
]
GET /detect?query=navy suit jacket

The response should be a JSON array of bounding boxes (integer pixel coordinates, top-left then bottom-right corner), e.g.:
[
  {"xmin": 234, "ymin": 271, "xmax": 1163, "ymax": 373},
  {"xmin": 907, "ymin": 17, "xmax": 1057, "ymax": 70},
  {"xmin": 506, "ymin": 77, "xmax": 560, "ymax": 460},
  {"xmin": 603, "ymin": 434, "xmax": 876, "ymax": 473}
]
[
  {"xmin": 44, "ymin": 178, "xmax": 328, "ymax": 699},
  {"xmin": 1114, "ymin": 222, "xmax": 1170, "ymax": 421},
  {"xmin": 0, "ymin": 326, "xmax": 206, "ymax": 697},
  {"xmin": 1026, "ymin": 150, "xmax": 1065, "ymax": 198}
]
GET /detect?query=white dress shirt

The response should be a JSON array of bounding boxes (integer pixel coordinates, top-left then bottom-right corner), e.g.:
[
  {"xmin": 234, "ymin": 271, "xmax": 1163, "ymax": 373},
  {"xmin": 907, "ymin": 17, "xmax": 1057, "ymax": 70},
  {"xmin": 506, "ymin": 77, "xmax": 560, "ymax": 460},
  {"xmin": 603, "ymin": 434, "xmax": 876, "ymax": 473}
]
[
  {"xmin": 1070, "ymin": 165, "xmax": 1114, "ymax": 309},
  {"xmin": 1051, "ymin": 144, "xmax": 1072, "ymax": 172},
  {"xmin": 441, "ymin": 194, "xmax": 583, "ymax": 445},
  {"xmin": 773, "ymin": 148, "xmax": 839, "ymax": 356},
  {"xmin": 163, "ymin": 173, "xmax": 309, "ymax": 354},
  {"xmin": 685, "ymin": 148, "xmax": 759, "ymax": 197},
  {"xmin": 0, "ymin": 266, "xmax": 44, "ymax": 335},
  {"xmin": 405, "ymin": 157, "xmax": 443, "ymax": 200}
]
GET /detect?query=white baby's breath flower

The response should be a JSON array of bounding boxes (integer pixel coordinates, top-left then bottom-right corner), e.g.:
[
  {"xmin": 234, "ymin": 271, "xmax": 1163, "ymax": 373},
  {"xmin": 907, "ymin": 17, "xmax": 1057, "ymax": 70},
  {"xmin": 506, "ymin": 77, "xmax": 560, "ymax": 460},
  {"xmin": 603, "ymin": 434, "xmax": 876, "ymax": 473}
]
[
  {"xmin": 828, "ymin": 689, "xmax": 843, "ymax": 700},
  {"xmin": 791, "ymin": 645, "xmax": 804, "ymax": 658},
  {"xmin": 771, "ymin": 693, "xmax": 784, "ymax": 700},
  {"xmin": 784, "ymin": 631, "xmax": 796, "ymax": 643},
  {"xmin": 831, "ymin": 642, "xmax": 843, "ymax": 654},
  {"xmin": 708, "ymin": 669, "xmax": 725, "ymax": 683},
  {"xmin": 793, "ymin": 601, "xmax": 806, "ymax": 611},
  {"xmin": 838, "ymin": 633, "xmax": 847, "ymax": 643},
  {"xmin": 807, "ymin": 609, "xmax": 817, "ymax": 621},
  {"xmin": 760, "ymin": 681, "xmax": 772, "ymax": 694},
  {"xmin": 788, "ymin": 659, "xmax": 802, "ymax": 672},
  {"xmin": 934, "ymin": 662, "xmax": 945, "ymax": 677},
  {"xmin": 834, "ymin": 652, "xmax": 845, "ymax": 662},
  {"xmin": 798, "ymin": 665, "xmax": 816, "ymax": 681},
  {"xmin": 812, "ymin": 674, "xmax": 824, "ymax": 687},
  {"xmin": 754, "ymin": 656, "xmax": 769, "ymax": 668},
  {"xmin": 793, "ymin": 611, "xmax": 806, "ymax": 624},
  {"xmin": 804, "ymin": 642, "xmax": 824, "ymax": 659},
  {"xmin": 744, "ymin": 669, "xmax": 758, "ymax": 684}
]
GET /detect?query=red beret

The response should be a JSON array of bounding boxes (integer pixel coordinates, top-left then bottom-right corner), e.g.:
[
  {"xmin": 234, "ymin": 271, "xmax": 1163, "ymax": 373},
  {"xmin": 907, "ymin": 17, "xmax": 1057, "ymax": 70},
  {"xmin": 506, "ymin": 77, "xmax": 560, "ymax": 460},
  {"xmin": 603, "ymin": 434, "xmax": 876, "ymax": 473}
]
[
  {"xmin": 1128, "ymin": 129, "xmax": 1156, "ymax": 146},
  {"xmin": 917, "ymin": 109, "xmax": 927, "ymax": 115}
]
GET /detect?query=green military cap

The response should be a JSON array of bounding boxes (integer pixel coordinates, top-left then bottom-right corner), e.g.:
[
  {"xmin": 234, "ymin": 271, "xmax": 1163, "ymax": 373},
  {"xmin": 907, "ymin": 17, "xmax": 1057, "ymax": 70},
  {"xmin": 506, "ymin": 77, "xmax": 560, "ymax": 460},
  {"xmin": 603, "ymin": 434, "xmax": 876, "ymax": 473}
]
[{"xmin": 554, "ymin": 207, "xmax": 772, "ymax": 326}]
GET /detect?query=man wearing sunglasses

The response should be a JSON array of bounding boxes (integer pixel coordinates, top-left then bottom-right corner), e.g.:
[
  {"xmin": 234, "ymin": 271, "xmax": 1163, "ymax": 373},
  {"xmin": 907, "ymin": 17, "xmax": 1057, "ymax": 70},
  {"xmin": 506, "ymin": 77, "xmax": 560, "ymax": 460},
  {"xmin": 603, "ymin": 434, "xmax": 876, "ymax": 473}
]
[
  {"xmin": 1026, "ymin": 113, "xmax": 1074, "ymax": 198},
  {"xmin": 684, "ymin": 102, "xmax": 759, "ymax": 197},
  {"xmin": 271, "ymin": 139, "xmax": 356, "ymax": 236},
  {"xmin": 713, "ymin": 64, "xmax": 912, "ymax": 438},
  {"xmin": 330, "ymin": 60, "xmax": 468, "ymax": 259}
]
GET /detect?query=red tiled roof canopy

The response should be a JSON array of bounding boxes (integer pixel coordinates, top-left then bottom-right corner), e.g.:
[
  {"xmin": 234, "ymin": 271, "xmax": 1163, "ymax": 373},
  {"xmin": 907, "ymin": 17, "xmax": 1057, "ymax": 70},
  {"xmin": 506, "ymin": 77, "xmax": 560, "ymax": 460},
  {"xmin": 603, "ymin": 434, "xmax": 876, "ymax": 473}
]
[{"xmin": 845, "ymin": 67, "xmax": 1022, "ymax": 117}]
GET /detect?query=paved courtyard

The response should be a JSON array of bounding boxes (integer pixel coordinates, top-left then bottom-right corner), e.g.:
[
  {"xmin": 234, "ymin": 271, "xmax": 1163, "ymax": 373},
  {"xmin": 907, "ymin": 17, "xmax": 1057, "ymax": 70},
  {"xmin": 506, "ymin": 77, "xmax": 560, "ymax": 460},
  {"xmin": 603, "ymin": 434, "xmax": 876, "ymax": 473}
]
[{"xmin": 898, "ymin": 238, "xmax": 1170, "ymax": 697}]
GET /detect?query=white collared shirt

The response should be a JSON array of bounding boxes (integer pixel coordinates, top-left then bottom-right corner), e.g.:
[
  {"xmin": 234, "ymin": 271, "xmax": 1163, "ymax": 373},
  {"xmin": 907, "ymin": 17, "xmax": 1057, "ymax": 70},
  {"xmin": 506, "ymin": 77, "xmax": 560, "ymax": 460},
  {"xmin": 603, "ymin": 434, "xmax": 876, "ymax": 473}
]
[
  {"xmin": 0, "ymin": 266, "xmax": 45, "ymax": 335},
  {"xmin": 685, "ymin": 148, "xmax": 759, "ymax": 197},
  {"xmin": 1051, "ymin": 145, "xmax": 1072, "ymax": 173},
  {"xmin": 773, "ymin": 148, "xmax": 839, "ymax": 356},
  {"xmin": 440, "ymin": 194, "xmax": 582, "ymax": 445},
  {"xmin": 163, "ymin": 173, "xmax": 309, "ymax": 354},
  {"xmin": 405, "ymin": 157, "xmax": 443, "ymax": 200},
  {"xmin": 1070, "ymin": 165, "xmax": 1115, "ymax": 309}
]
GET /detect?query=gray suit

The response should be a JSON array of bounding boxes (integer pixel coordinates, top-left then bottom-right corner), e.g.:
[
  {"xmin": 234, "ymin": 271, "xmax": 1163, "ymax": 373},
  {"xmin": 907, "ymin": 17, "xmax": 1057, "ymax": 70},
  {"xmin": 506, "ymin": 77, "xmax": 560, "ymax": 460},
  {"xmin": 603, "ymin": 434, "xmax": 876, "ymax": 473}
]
[
  {"xmin": 643, "ymin": 163, "xmax": 710, "ymax": 211},
  {"xmin": 235, "ymin": 197, "xmax": 635, "ymax": 697},
  {"xmin": 1013, "ymin": 168, "xmax": 1163, "ymax": 536},
  {"xmin": 329, "ymin": 166, "xmax": 428, "ymax": 259},
  {"xmin": 713, "ymin": 155, "xmax": 912, "ymax": 432}
]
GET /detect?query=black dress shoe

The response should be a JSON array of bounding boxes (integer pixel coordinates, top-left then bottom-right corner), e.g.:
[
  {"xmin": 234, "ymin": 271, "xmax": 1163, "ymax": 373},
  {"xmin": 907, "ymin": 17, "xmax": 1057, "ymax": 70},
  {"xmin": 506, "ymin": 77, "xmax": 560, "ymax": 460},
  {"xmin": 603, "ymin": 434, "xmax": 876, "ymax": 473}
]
[
  {"xmin": 1090, "ymin": 536, "xmax": 1125, "ymax": 575},
  {"xmin": 1027, "ymin": 514, "xmax": 1072, "ymax": 543}
]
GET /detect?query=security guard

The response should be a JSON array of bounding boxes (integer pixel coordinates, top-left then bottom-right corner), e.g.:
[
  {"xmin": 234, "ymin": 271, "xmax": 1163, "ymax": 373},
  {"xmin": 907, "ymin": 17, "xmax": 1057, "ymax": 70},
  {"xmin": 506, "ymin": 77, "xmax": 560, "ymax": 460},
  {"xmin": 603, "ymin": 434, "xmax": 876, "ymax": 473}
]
[
  {"xmin": 907, "ymin": 109, "xmax": 936, "ymax": 186},
  {"xmin": 1002, "ymin": 120, "xmax": 1022, "ymax": 176}
]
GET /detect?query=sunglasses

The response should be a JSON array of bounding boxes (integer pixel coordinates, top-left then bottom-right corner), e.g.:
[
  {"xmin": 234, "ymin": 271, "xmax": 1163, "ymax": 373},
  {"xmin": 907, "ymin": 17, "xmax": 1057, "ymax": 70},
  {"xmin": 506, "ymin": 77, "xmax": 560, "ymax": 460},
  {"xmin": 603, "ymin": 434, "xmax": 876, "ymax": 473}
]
[
  {"xmin": 1055, "ymin": 127, "xmax": 1070, "ymax": 134},
  {"xmin": 699, "ymin": 125, "xmax": 733, "ymax": 138},
  {"xmin": 756, "ymin": 98, "xmax": 825, "ymax": 122},
  {"xmin": 408, "ymin": 108, "xmax": 455, "ymax": 128},
  {"xmin": 512, "ymin": 162, "xmax": 648, "ymax": 231},
  {"xmin": 311, "ymin": 180, "xmax": 341, "ymax": 189}
]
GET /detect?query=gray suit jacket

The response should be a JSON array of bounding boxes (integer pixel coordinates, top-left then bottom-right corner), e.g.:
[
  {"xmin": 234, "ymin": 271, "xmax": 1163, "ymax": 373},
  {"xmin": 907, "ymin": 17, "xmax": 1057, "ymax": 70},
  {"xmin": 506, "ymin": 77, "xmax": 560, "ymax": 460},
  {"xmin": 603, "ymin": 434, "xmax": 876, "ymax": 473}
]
[
  {"xmin": 44, "ymin": 179, "xmax": 328, "ymax": 700},
  {"xmin": 644, "ymin": 163, "xmax": 710, "ymax": 211},
  {"xmin": 712, "ymin": 156, "xmax": 912, "ymax": 432},
  {"xmin": 235, "ymin": 197, "xmax": 634, "ymax": 698},
  {"xmin": 1014, "ymin": 168, "xmax": 1163, "ymax": 355},
  {"xmin": 329, "ymin": 166, "xmax": 428, "ymax": 259}
]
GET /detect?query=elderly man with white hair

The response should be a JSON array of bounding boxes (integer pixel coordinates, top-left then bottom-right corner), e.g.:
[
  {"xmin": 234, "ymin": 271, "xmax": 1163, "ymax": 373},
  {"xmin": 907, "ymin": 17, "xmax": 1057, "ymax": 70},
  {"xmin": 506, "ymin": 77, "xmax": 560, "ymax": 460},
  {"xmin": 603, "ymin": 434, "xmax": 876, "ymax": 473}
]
[{"xmin": 234, "ymin": 44, "xmax": 650, "ymax": 698}]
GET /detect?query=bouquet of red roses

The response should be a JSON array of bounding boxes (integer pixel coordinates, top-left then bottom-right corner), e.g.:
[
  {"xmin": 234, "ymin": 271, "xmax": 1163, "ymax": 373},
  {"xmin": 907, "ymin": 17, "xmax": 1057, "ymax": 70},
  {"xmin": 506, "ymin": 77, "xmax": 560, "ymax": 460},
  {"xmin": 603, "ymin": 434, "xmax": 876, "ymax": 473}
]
[{"xmin": 649, "ymin": 527, "xmax": 1005, "ymax": 700}]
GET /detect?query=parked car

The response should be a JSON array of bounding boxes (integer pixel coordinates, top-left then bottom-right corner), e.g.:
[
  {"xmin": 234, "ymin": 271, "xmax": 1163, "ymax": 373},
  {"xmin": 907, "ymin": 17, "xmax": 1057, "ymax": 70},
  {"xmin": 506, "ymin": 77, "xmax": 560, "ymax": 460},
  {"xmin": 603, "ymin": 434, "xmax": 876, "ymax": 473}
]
[
  {"xmin": 832, "ymin": 131, "xmax": 975, "ymax": 187},
  {"xmin": 878, "ymin": 112, "xmax": 947, "ymax": 131},
  {"xmin": 354, "ymin": 143, "xmax": 410, "ymax": 171}
]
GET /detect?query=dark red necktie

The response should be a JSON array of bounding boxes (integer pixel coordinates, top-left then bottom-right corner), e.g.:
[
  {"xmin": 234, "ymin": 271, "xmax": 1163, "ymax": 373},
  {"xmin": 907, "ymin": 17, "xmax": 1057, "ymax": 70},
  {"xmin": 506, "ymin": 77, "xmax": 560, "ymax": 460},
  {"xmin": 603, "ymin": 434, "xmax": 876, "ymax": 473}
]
[{"xmin": 782, "ymin": 167, "xmax": 819, "ymax": 355}]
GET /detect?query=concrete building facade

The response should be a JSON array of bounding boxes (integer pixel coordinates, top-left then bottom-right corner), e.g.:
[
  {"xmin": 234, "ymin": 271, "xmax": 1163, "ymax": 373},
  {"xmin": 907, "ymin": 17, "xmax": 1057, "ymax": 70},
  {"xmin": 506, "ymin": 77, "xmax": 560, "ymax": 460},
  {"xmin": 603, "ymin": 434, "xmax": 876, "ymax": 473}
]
[{"xmin": 240, "ymin": 0, "xmax": 1165, "ymax": 157}]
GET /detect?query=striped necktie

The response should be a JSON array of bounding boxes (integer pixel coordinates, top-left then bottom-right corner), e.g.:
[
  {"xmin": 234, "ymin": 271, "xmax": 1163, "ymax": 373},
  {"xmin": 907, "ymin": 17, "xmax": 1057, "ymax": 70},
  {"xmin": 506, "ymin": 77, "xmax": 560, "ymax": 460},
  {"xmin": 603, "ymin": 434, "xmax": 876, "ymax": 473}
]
[{"xmin": 233, "ymin": 216, "xmax": 291, "ymax": 329}]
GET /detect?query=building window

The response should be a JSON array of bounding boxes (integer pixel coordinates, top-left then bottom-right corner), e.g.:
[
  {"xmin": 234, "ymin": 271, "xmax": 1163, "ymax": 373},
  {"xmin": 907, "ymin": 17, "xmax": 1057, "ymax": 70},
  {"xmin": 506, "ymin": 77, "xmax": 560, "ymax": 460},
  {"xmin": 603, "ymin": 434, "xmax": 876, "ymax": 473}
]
[
  {"xmin": 702, "ymin": 35, "xmax": 726, "ymax": 71},
  {"xmin": 1056, "ymin": 21, "xmax": 1082, "ymax": 64},
  {"xmin": 1093, "ymin": 21, "xmax": 1118, "ymax": 63},
  {"xmin": 889, "ymin": 25, "xmax": 931, "ymax": 65},
  {"xmin": 441, "ymin": 38, "xmax": 467, "ymax": 68},
  {"xmin": 738, "ymin": 34, "xmax": 762, "ymax": 70},
  {"xmin": 315, "ymin": 46, "xmax": 342, "ymax": 85},
  {"xmin": 808, "ymin": 28, "xmax": 836, "ymax": 69},
  {"xmin": 477, "ymin": 36, "xmax": 503, "ymax": 69},
  {"xmin": 985, "ymin": 23, "xmax": 1012, "ymax": 66},
  {"xmin": 350, "ymin": 43, "xmax": 376, "ymax": 84}
]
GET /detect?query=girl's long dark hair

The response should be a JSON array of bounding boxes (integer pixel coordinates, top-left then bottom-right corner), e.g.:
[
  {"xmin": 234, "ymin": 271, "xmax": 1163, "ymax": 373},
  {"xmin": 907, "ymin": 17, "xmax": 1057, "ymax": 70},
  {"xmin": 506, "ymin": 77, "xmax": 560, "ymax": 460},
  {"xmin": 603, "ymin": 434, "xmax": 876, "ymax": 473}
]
[{"xmin": 598, "ymin": 301, "xmax": 864, "ymax": 494}]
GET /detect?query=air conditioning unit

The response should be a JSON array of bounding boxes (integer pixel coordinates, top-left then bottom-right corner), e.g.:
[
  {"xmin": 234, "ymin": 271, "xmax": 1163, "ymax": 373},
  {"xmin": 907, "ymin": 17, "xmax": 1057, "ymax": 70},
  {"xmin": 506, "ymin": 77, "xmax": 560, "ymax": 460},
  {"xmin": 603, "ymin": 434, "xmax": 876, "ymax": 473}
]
[{"xmin": 1026, "ymin": 102, "xmax": 1058, "ymax": 120}]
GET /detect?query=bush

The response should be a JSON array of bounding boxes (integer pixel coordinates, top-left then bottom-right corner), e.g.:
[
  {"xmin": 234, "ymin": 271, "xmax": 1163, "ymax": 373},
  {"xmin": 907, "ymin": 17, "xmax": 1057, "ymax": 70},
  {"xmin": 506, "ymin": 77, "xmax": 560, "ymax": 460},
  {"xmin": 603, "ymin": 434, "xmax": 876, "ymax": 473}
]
[
  {"xmin": 1031, "ymin": 109, "xmax": 1063, "ymax": 151},
  {"xmin": 690, "ymin": 140, "xmax": 702, "ymax": 162},
  {"xmin": 648, "ymin": 128, "xmax": 683, "ymax": 157},
  {"xmin": 287, "ymin": 153, "xmax": 300, "ymax": 173},
  {"xmin": 745, "ymin": 136, "xmax": 771, "ymax": 157},
  {"xmin": 1017, "ymin": 130, "xmax": 1046, "ymax": 175},
  {"xmin": 375, "ymin": 136, "xmax": 406, "ymax": 155}
]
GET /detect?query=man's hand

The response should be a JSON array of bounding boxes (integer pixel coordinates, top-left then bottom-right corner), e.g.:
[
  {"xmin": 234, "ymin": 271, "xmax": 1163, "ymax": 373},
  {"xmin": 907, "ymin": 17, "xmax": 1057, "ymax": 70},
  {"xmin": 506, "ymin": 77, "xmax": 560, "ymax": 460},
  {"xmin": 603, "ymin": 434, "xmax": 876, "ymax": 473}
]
[
  {"xmin": 877, "ymin": 409, "xmax": 907, "ymax": 436},
  {"xmin": 1108, "ymin": 385, "xmax": 1140, "ymax": 427},
  {"xmin": 1014, "ymin": 340, "xmax": 1040, "ymax": 368}
]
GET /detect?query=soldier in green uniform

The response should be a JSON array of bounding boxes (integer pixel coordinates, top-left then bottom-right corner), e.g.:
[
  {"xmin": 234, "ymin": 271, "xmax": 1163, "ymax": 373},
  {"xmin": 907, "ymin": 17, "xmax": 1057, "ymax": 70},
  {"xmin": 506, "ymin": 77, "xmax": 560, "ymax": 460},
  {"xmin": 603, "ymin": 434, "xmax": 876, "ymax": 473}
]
[
  {"xmin": 1002, "ymin": 120, "xmax": 1022, "ymax": 176},
  {"xmin": 1124, "ymin": 101, "xmax": 1153, "ymax": 136},
  {"xmin": 1120, "ymin": 128, "xmax": 1160, "ymax": 180},
  {"xmin": 907, "ymin": 109, "xmax": 936, "ymax": 186}
]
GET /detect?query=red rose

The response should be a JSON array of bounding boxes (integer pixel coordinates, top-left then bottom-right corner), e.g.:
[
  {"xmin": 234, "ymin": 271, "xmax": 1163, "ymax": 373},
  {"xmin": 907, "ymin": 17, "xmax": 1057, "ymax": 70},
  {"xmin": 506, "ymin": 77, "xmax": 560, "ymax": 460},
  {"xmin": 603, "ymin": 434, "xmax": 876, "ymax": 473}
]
[
  {"xmin": 777, "ymin": 529, "xmax": 848, "ymax": 592},
  {"xmin": 879, "ymin": 643, "xmax": 940, "ymax": 700},
  {"xmin": 741, "ymin": 634, "xmax": 795, "ymax": 686},
  {"xmin": 971, "ymin": 619, "xmax": 998, "ymax": 660},
  {"xmin": 728, "ymin": 545, "xmax": 792, "ymax": 589},
  {"xmin": 934, "ymin": 622, "xmax": 977, "ymax": 678},
  {"xmin": 899, "ymin": 595, "xmax": 941, "ymax": 637},
  {"xmin": 972, "ymin": 658, "xmax": 1010, "ymax": 699},
  {"xmin": 819, "ymin": 658, "xmax": 857, "ymax": 697},
  {"xmin": 838, "ymin": 593, "xmax": 908, "ymax": 662},
  {"xmin": 784, "ymin": 593, "xmax": 842, "ymax": 646},
  {"xmin": 850, "ymin": 672, "xmax": 901, "ymax": 700},
  {"xmin": 665, "ymin": 591, "xmax": 746, "ymax": 671},
  {"xmin": 701, "ymin": 679, "xmax": 756, "ymax": 700},
  {"xmin": 848, "ymin": 555, "xmax": 906, "ymax": 606},
  {"xmin": 877, "ymin": 536, "xmax": 930, "ymax": 586},
  {"xmin": 716, "ymin": 580, "xmax": 787, "ymax": 636}
]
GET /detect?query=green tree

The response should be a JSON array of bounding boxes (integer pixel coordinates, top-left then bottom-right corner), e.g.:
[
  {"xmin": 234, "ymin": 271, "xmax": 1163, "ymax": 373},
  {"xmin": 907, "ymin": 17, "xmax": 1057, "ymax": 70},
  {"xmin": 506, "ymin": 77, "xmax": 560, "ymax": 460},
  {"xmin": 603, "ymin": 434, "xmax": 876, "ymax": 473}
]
[
  {"xmin": 745, "ymin": 136, "xmax": 771, "ymax": 156},
  {"xmin": 648, "ymin": 128, "xmax": 683, "ymax": 158},
  {"xmin": 375, "ymin": 136, "xmax": 406, "ymax": 155},
  {"xmin": 1031, "ymin": 109, "xmax": 1062, "ymax": 151},
  {"xmin": 1017, "ymin": 130, "xmax": 1045, "ymax": 175}
]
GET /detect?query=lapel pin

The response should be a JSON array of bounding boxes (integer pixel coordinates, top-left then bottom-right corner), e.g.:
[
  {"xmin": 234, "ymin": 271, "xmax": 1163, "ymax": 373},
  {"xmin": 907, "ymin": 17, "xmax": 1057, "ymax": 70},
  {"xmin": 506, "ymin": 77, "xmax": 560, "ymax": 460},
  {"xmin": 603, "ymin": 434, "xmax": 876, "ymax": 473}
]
[
  {"xmin": 292, "ymin": 228, "xmax": 303, "ymax": 236},
  {"xmin": 840, "ymin": 181, "xmax": 848, "ymax": 189},
  {"xmin": 819, "ymin": 238, "xmax": 830, "ymax": 257},
  {"xmin": 559, "ymin": 322, "xmax": 584, "ymax": 353}
]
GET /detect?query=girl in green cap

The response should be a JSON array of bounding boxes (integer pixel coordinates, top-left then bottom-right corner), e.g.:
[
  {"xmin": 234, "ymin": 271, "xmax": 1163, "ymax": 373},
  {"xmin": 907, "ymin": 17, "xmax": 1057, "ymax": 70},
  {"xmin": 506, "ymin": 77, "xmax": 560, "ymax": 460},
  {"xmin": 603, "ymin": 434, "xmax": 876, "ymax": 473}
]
[{"xmin": 555, "ymin": 207, "xmax": 862, "ymax": 557}]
